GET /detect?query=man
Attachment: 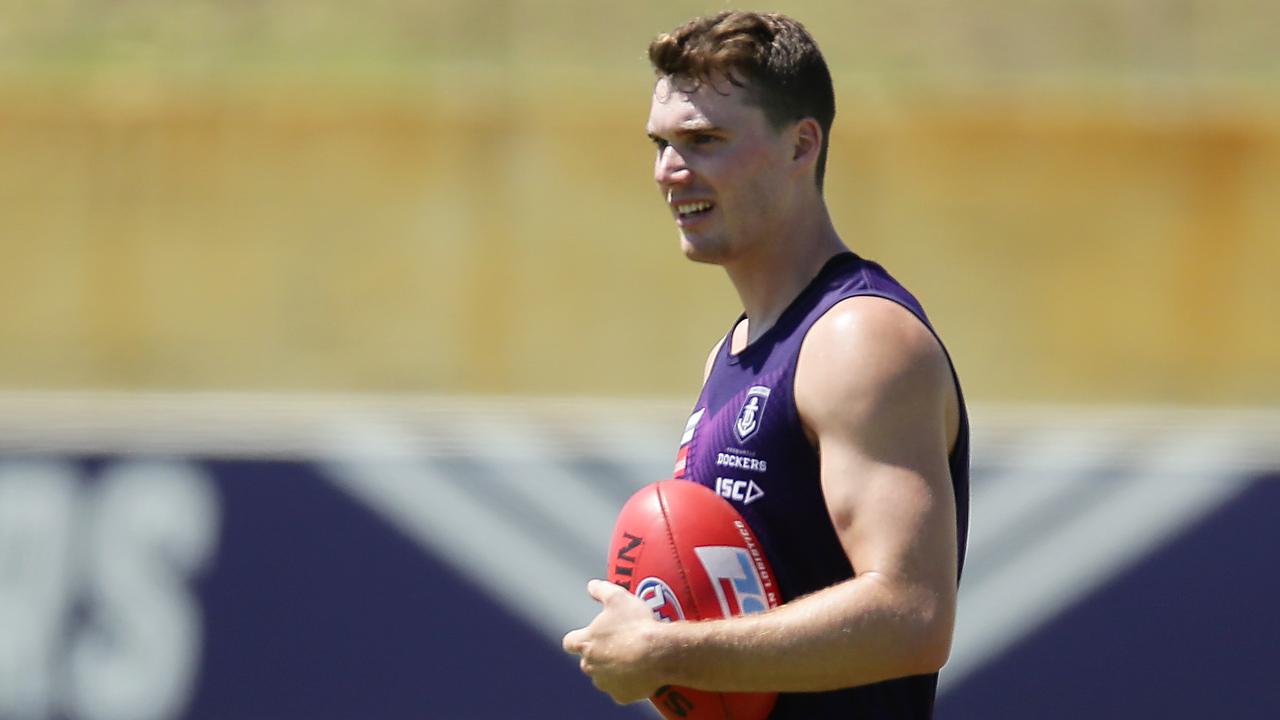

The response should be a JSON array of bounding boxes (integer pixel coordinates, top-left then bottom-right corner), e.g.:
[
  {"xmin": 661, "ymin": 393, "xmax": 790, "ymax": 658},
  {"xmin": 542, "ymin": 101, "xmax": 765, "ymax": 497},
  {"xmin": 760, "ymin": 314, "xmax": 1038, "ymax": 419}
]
[{"xmin": 563, "ymin": 11, "xmax": 969, "ymax": 718}]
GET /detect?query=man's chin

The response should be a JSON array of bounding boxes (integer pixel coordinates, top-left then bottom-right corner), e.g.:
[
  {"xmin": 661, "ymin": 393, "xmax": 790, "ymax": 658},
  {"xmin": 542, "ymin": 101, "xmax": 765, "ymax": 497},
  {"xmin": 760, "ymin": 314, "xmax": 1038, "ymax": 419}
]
[{"xmin": 679, "ymin": 234, "xmax": 728, "ymax": 265}]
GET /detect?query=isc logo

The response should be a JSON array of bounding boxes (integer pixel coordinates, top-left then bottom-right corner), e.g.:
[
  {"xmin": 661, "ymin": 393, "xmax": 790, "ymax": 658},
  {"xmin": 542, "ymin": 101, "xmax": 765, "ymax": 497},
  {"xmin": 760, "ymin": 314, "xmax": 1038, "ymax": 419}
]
[
  {"xmin": 714, "ymin": 477, "xmax": 765, "ymax": 505},
  {"xmin": 693, "ymin": 546, "xmax": 770, "ymax": 617}
]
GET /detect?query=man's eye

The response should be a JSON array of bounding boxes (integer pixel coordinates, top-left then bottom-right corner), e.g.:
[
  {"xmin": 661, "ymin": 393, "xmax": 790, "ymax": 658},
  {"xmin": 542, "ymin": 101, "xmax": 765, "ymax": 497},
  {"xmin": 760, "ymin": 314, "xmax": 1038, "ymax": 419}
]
[
  {"xmin": 692, "ymin": 134, "xmax": 717, "ymax": 145},
  {"xmin": 651, "ymin": 138, "xmax": 669, "ymax": 151}
]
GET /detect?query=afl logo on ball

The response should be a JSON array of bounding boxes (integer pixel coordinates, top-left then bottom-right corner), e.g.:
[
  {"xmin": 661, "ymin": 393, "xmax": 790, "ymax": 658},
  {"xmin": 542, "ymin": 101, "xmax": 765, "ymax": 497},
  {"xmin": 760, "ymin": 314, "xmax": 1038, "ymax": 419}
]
[
  {"xmin": 734, "ymin": 386, "xmax": 772, "ymax": 443},
  {"xmin": 636, "ymin": 577, "xmax": 685, "ymax": 623}
]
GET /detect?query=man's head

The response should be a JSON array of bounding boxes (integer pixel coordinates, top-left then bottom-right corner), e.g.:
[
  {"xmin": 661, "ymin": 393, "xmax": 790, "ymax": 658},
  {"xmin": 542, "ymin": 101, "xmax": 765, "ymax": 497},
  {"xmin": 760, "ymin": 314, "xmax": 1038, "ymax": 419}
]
[
  {"xmin": 645, "ymin": 11, "xmax": 837, "ymax": 265},
  {"xmin": 648, "ymin": 11, "xmax": 835, "ymax": 191}
]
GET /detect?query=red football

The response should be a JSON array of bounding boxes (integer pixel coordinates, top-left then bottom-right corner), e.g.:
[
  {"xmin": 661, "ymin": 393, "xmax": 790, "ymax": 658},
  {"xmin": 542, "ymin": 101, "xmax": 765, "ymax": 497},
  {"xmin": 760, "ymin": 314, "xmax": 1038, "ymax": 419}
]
[{"xmin": 606, "ymin": 479, "xmax": 780, "ymax": 720}]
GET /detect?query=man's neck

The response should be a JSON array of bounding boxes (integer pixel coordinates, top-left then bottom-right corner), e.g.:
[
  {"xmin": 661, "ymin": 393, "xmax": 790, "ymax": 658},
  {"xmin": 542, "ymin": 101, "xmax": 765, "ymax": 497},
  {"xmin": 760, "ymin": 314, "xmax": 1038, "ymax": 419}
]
[{"xmin": 723, "ymin": 204, "xmax": 847, "ymax": 347}]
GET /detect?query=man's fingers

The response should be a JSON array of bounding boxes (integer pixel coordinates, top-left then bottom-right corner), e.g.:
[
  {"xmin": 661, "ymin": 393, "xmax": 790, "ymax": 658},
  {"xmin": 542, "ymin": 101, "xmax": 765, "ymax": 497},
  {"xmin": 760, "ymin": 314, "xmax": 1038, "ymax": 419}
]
[
  {"xmin": 588, "ymin": 578, "xmax": 626, "ymax": 603},
  {"xmin": 586, "ymin": 578, "xmax": 607, "ymax": 601},
  {"xmin": 562, "ymin": 627, "xmax": 586, "ymax": 655}
]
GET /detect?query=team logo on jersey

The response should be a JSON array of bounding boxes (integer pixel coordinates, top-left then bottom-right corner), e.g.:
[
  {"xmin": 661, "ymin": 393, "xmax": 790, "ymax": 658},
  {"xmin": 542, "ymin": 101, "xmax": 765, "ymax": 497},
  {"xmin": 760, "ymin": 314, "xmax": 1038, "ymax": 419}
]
[
  {"xmin": 693, "ymin": 546, "xmax": 771, "ymax": 617},
  {"xmin": 636, "ymin": 577, "xmax": 685, "ymax": 622},
  {"xmin": 733, "ymin": 386, "xmax": 771, "ymax": 443}
]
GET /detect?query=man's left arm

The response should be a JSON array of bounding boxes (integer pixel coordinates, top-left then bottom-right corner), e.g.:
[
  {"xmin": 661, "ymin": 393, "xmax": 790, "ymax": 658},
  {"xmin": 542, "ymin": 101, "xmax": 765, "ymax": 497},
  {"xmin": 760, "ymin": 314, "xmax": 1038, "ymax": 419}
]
[{"xmin": 563, "ymin": 296, "xmax": 960, "ymax": 702}]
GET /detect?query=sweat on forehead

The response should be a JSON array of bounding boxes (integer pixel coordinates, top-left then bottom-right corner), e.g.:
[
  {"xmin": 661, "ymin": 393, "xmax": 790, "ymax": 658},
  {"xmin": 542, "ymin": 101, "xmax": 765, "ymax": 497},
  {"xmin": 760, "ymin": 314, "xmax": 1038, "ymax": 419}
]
[
  {"xmin": 655, "ymin": 71, "xmax": 759, "ymax": 102},
  {"xmin": 649, "ymin": 79, "xmax": 767, "ymax": 137}
]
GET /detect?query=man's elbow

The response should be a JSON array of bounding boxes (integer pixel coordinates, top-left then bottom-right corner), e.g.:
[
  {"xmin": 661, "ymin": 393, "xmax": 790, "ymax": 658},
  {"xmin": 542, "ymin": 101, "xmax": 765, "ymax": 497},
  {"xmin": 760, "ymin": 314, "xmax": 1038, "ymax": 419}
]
[
  {"xmin": 854, "ymin": 572, "xmax": 957, "ymax": 679},
  {"xmin": 890, "ymin": 596, "xmax": 955, "ymax": 677},
  {"xmin": 913, "ymin": 625, "xmax": 954, "ymax": 675},
  {"xmin": 908, "ymin": 604, "xmax": 956, "ymax": 675},
  {"xmin": 859, "ymin": 618, "xmax": 952, "ymax": 683}
]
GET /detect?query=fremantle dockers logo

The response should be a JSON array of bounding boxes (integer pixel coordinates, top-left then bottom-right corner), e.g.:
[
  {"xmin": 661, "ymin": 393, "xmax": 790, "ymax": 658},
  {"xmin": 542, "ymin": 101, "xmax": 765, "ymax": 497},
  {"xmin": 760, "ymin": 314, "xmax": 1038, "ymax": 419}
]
[{"xmin": 734, "ymin": 386, "xmax": 771, "ymax": 443}]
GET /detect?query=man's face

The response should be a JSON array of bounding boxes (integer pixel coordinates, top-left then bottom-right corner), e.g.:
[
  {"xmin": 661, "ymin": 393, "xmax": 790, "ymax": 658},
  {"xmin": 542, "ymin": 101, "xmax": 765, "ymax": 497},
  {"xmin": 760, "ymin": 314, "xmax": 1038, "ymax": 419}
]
[{"xmin": 646, "ymin": 75, "xmax": 792, "ymax": 265}]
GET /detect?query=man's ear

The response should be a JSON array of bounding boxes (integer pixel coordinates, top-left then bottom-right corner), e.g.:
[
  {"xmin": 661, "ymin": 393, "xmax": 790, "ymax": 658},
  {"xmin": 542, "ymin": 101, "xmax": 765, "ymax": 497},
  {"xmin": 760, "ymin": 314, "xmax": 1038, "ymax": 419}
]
[{"xmin": 791, "ymin": 118, "xmax": 822, "ymax": 173}]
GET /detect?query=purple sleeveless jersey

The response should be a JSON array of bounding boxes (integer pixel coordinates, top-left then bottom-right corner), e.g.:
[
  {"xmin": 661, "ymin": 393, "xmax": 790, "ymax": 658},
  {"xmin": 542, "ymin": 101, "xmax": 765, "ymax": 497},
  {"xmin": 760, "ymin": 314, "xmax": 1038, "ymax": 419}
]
[{"xmin": 672, "ymin": 252, "xmax": 970, "ymax": 719}]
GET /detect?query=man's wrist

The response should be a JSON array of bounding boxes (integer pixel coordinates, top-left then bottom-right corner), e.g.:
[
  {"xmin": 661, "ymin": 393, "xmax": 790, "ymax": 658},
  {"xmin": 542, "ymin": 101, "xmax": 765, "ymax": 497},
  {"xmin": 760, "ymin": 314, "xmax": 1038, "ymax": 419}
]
[
  {"xmin": 649, "ymin": 615, "xmax": 730, "ymax": 691},
  {"xmin": 645, "ymin": 616, "xmax": 704, "ymax": 690}
]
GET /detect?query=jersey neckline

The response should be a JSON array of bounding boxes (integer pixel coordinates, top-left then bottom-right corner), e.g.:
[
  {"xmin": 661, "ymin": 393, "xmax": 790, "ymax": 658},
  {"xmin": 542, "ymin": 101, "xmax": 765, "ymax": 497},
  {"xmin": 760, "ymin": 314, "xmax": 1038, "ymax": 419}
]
[{"xmin": 725, "ymin": 251, "xmax": 859, "ymax": 366}]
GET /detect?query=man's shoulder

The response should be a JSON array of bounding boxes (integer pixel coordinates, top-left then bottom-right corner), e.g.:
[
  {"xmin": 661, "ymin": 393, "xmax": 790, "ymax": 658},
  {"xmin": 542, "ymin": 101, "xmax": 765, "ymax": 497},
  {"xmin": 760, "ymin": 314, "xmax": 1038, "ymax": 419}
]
[
  {"xmin": 795, "ymin": 295, "xmax": 952, "ymax": 427},
  {"xmin": 805, "ymin": 295, "xmax": 941, "ymax": 365}
]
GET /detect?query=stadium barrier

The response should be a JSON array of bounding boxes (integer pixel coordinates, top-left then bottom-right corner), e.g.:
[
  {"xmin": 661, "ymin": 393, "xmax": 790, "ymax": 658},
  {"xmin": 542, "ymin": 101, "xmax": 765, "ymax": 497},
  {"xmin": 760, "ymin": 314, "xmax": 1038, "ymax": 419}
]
[{"xmin": 1, "ymin": 392, "xmax": 1276, "ymax": 719}]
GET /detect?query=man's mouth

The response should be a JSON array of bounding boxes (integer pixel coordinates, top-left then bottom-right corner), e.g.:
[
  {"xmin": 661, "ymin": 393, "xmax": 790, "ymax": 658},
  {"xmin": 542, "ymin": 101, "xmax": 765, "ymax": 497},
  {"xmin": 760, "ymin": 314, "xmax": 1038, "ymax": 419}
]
[{"xmin": 674, "ymin": 200, "xmax": 714, "ymax": 219}]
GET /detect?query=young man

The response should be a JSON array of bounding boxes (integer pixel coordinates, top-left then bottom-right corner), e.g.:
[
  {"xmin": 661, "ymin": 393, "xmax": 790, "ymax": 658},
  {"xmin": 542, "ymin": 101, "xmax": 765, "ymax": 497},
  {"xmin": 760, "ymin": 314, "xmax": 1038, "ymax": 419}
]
[{"xmin": 563, "ymin": 11, "xmax": 969, "ymax": 718}]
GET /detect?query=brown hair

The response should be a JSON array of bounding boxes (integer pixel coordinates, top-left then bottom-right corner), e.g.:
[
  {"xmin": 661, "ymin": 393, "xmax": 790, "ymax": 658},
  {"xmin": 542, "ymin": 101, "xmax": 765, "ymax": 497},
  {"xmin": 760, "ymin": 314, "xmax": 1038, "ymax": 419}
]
[{"xmin": 648, "ymin": 11, "xmax": 836, "ymax": 190}]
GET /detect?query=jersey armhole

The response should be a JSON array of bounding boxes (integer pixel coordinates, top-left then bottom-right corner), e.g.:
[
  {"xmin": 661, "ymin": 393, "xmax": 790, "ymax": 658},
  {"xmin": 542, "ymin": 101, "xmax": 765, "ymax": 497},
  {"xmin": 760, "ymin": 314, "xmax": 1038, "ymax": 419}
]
[{"xmin": 790, "ymin": 291, "xmax": 968, "ymax": 453}]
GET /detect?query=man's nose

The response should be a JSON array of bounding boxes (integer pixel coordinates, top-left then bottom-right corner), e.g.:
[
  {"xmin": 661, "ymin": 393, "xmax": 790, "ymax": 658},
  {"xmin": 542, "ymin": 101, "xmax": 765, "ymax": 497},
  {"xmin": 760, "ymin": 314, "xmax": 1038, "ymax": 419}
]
[{"xmin": 654, "ymin": 145, "xmax": 691, "ymax": 187}]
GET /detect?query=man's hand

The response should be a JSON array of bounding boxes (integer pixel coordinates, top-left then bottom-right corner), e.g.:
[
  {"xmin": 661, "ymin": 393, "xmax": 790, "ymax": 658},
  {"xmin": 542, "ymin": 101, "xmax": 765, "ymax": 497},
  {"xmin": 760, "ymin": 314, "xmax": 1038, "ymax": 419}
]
[{"xmin": 561, "ymin": 579, "xmax": 668, "ymax": 704}]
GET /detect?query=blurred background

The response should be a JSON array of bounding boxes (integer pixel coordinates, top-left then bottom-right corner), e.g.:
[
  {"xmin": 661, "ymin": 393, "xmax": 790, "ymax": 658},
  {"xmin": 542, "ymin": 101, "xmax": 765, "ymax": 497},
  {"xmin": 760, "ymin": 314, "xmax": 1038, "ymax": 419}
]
[{"xmin": 1, "ymin": 1, "xmax": 1277, "ymax": 718}]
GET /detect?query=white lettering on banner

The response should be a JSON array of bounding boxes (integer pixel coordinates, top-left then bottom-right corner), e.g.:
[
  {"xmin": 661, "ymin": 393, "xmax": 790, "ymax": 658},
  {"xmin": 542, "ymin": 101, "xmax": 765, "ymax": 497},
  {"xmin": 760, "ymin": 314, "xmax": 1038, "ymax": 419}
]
[
  {"xmin": 0, "ymin": 463, "xmax": 79, "ymax": 719},
  {"xmin": 0, "ymin": 461, "xmax": 220, "ymax": 720}
]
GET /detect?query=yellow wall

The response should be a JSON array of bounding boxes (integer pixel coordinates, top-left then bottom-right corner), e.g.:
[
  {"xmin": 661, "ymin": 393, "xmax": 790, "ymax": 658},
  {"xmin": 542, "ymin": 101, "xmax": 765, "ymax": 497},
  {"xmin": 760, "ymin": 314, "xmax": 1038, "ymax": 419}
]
[{"xmin": 2, "ymin": 2, "xmax": 1277, "ymax": 403}]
